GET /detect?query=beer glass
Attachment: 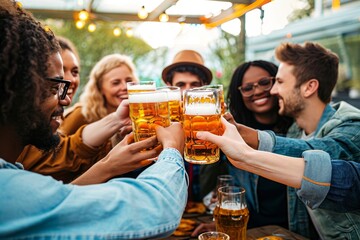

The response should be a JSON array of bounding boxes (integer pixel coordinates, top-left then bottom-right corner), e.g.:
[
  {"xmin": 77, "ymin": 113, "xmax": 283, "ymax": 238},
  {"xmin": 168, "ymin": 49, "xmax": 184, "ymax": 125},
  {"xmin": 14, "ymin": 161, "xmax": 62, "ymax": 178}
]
[
  {"xmin": 158, "ymin": 86, "xmax": 182, "ymax": 122},
  {"xmin": 127, "ymin": 81, "xmax": 156, "ymax": 94},
  {"xmin": 205, "ymin": 175, "xmax": 234, "ymax": 213},
  {"xmin": 214, "ymin": 186, "xmax": 249, "ymax": 240},
  {"xmin": 200, "ymin": 84, "xmax": 225, "ymax": 115},
  {"xmin": 183, "ymin": 88, "xmax": 221, "ymax": 164},
  {"xmin": 128, "ymin": 90, "xmax": 170, "ymax": 142},
  {"xmin": 198, "ymin": 231, "xmax": 230, "ymax": 240}
]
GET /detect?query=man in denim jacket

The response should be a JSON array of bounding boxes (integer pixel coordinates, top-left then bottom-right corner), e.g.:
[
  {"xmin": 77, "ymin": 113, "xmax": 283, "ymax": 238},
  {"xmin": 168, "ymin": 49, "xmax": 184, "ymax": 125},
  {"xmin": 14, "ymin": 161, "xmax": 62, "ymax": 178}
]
[
  {"xmin": 0, "ymin": 2, "xmax": 188, "ymax": 239},
  {"xmin": 226, "ymin": 42, "xmax": 360, "ymax": 239}
]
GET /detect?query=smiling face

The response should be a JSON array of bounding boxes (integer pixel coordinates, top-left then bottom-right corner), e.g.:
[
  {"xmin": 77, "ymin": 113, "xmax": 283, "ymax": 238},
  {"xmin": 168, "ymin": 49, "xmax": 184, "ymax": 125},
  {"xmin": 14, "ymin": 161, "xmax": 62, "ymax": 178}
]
[
  {"xmin": 26, "ymin": 52, "xmax": 71, "ymax": 151},
  {"xmin": 61, "ymin": 49, "xmax": 80, "ymax": 101},
  {"xmin": 271, "ymin": 62, "xmax": 305, "ymax": 118},
  {"xmin": 241, "ymin": 66, "xmax": 277, "ymax": 115},
  {"xmin": 100, "ymin": 64, "xmax": 137, "ymax": 112}
]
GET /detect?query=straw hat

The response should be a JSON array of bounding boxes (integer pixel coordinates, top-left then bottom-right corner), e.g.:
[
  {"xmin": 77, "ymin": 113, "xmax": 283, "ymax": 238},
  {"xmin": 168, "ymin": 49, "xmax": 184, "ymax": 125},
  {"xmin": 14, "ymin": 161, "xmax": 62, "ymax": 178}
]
[{"xmin": 162, "ymin": 50, "xmax": 213, "ymax": 85}]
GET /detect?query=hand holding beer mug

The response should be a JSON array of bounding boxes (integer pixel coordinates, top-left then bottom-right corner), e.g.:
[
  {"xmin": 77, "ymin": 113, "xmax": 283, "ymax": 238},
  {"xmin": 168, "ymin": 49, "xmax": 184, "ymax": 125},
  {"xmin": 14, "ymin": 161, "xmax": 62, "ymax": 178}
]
[
  {"xmin": 214, "ymin": 186, "xmax": 249, "ymax": 240},
  {"xmin": 183, "ymin": 88, "xmax": 222, "ymax": 164},
  {"xmin": 128, "ymin": 83, "xmax": 170, "ymax": 143},
  {"xmin": 158, "ymin": 86, "xmax": 182, "ymax": 122}
]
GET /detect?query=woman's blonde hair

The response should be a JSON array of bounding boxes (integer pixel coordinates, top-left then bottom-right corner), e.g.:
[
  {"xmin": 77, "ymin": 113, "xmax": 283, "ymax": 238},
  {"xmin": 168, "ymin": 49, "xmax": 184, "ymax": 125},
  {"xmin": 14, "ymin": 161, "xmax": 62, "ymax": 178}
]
[{"xmin": 79, "ymin": 53, "xmax": 138, "ymax": 122}]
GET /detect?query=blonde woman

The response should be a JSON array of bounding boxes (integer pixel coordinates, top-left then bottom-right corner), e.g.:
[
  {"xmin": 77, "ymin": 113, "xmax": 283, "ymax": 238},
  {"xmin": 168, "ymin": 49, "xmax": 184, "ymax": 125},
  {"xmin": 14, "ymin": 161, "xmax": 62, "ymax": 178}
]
[{"xmin": 60, "ymin": 53, "xmax": 139, "ymax": 136}]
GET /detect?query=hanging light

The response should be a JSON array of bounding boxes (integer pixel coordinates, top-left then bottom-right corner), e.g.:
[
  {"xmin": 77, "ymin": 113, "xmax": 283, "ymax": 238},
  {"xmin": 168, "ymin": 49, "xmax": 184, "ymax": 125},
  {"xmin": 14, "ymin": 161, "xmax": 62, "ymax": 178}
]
[
  {"xmin": 75, "ymin": 20, "xmax": 85, "ymax": 29},
  {"xmin": 126, "ymin": 28, "xmax": 133, "ymax": 37},
  {"xmin": 159, "ymin": 12, "xmax": 169, "ymax": 22},
  {"xmin": 78, "ymin": 9, "xmax": 89, "ymax": 21},
  {"xmin": 138, "ymin": 6, "xmax": 148, "ymax": 19},
  {"xmin": 88, "ymin": 23, "xmax": 96, "ymax": 32},
  {"xmin": 113, "ymin": 27, "xmax": 121, "ymax": 37},
  {"xmin": 16, "ymin": 1, "xmax": 23, "ymax": 8}
]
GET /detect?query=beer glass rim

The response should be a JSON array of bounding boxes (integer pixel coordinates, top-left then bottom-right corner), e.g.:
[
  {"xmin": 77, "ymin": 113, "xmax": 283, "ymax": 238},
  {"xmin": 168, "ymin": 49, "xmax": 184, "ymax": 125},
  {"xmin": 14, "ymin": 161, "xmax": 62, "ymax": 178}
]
[
  {"xmin": 198, "ymin": 231, "xmax": 230, "ymax": 240},
  {"xmin": 127, "ymin": 81, "xmax": 155, "ymax": 85},
  {"xmin": 199, "ymin": 84, "xmax": 224, "ymax": 90},
  {"xmin": 218, "ymin": 186, "xmax": 245, "ymax": 195},
  {"xmin": 157, "ymin": 86, "xmax": 180, "ymax": 91}
]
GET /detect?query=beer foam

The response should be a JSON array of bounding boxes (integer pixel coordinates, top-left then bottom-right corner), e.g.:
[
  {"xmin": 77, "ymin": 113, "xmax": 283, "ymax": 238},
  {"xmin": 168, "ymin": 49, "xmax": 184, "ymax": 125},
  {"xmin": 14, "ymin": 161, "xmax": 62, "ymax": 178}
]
[
  {"xmin": 220, "ymin": 202, "xmax": 247, "ymax": 210},
  {"xmin": 185, "ymin": 103, "xmax": 218, "ymax": 115},
  {"xmin": 166, "ymin": 91, "xmax": 181, "ymax": 101},
  {"xmin": 128, "ymin": 91, "xmax": 167, "ymax": 103},
  {"xmin": 128, "ymin": 84, "xmax": 156, "ymax": 91}
]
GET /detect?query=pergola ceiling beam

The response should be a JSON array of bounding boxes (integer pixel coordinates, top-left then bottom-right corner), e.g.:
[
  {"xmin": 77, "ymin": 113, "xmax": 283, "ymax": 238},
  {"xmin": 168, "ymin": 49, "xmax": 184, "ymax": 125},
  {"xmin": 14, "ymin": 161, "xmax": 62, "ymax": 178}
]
[
  {"xmin": 203, "ymin": 0, "xmax": 271, "ymax": 28},
  {"xmin": 147, "ymin": 0, "xmax": 179, "ymax": 21},
  {"xmin": 29, "ymin": 9, "xmax": 202, "ymax": 24}
]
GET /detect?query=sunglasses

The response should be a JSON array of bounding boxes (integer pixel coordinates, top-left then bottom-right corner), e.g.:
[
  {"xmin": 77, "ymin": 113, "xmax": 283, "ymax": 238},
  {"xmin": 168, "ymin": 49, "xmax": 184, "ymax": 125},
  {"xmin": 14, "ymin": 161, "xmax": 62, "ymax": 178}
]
[{"xmin": 238, "ymin": 77, "xmax": 275, "ymax": 97}]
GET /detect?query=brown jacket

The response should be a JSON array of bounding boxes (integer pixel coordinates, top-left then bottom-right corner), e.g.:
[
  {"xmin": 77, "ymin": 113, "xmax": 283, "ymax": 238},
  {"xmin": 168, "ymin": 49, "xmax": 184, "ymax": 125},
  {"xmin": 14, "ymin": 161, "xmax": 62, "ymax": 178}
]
[{"xmin": 17, "ymin": 126, "xmax": 112, "ymax": 183}]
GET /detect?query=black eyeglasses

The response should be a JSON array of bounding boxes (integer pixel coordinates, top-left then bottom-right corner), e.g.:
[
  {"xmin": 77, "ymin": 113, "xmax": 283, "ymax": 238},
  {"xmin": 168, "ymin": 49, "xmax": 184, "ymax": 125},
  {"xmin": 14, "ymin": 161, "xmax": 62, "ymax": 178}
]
[
  {"xmin": 238, "ymin": 77, "xmax": 275, "ymax": 97},
  {"xmin": 46, "ymin": 78, "xmax": 71, "ymax": 100}
]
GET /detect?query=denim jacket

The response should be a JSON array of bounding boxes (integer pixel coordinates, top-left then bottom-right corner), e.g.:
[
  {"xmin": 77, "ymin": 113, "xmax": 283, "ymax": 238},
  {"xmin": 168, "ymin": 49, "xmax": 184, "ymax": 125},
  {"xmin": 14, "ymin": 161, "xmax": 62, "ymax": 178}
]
[
  {"xmin": 299, "ymin": 150, "xmax": 360, "ymax": 211},
  {"xmin": 257, "ymin": 101, "xmax": 360, "ymax": 239},
  {"xmin": 0, "ymin": 148, "xmax": 188, "ymax": 239}
]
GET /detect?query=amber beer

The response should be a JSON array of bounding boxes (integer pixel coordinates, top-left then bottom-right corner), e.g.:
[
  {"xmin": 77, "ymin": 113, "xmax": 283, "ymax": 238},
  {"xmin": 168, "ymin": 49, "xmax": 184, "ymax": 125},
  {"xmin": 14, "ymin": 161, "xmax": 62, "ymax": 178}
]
[
  {"xmin": 158, "ymin": 86, "xmax": 182, "ymax": 122},
  {"xmin": 214, "ymin": 186, "xmax": 249, "ymax": 240},
  {"xmin": 183, "ymin": 89, "xmax": 221, "ymax": 164},
  {"xmin": 128, "ymin": 90, "xmax": 170, "ymax": 142}
]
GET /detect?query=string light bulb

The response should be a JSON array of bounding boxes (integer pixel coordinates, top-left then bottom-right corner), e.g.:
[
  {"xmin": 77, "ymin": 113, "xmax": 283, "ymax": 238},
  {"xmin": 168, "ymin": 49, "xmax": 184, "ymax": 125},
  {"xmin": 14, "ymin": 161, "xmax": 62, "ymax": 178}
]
[
  {"xmin": 78, "ymin": 9, "xmax": 89, "ymax": 21},
  {"xmin": 88, "ymin": 23, "xmax": 96, "ymax": 32},
  {"xmin": 75, "ymin": 20, "xmax": 85, "ymax": 29},
  {"xmin": 126, "ymin": 28, "xmax": 133, "ymax": 37},
  {"xmin": 159, "ymin": 12, "xmax": 169, "ymax": 22},
  {"xmin": 113, "ymin": 27, "xmax": 121, "ymax": 37},
  {"xmin": 138, "ymin": 6, "xmax": 148, "ymax": 19},
  {"xmin": 16, "ymin": 1, "xmax": 23, "ymax": 8}
]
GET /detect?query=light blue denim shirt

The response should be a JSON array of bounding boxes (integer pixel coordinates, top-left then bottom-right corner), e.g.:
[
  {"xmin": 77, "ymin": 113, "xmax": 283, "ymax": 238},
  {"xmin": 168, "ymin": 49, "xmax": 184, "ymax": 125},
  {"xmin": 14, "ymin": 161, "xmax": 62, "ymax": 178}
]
[
  {"xmin": 0, "ymin": 148, "xmax": 188, "ymax": 239},
  {"xmin": 257, "ymin": 101, "xmax": 360, "ymax": 239}
]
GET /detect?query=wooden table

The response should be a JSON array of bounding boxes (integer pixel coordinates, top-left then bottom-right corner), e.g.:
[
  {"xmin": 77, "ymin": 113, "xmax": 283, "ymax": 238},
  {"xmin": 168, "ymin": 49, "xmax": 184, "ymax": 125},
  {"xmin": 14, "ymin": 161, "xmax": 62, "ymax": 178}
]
[{"xmin": 168, "ymin": 213, "xmax": 309, "ymax": 240}]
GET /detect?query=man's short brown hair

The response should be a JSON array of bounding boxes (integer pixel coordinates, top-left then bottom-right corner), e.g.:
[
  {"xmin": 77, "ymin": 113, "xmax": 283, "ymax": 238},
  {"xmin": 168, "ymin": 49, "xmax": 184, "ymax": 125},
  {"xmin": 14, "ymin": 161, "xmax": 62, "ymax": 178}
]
[{"xmin": 275, "ymin": 42, "xmax": 339, "ymax": 103}]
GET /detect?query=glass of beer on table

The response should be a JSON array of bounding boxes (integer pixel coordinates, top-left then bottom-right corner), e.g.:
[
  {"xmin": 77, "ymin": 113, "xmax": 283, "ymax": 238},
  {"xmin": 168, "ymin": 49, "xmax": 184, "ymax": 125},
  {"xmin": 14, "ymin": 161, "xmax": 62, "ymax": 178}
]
[
  {"xmin": 128, "ymin": 82, "xmax": 170, "ymax": 143},
  {"xmin": 214, "ymin": 186, "xmax": 249, "ymax": 240},
  {"xmin": 183, "ymin": 88, "xmax": 222, "ymax": 164},
  {"xmin": 158, "ymin": 86, "xmax": 182, "ymax": 122}
]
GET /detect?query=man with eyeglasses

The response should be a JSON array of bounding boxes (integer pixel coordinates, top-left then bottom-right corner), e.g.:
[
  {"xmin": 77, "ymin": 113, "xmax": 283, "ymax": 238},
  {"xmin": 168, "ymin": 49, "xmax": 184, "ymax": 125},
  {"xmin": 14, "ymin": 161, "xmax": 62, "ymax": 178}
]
[
  {"xmin": 225, "ymin": 42, "xmax": 360, "ymax": 239},
  {"xmin": 0, "ymin": 1, "xmax": 188, "ymax": 238}
]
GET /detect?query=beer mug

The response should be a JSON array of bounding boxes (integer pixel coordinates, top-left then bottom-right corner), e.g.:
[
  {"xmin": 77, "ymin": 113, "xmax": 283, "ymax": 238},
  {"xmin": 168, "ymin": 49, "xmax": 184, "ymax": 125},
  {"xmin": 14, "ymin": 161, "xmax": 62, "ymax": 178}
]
[
  {"xmin": 198, "ymin": 231, "xmax": 230, "ymax": 240},
  {"xmin": 183, "ymin": 88, "xmax": 222, "ymax": 164},
  {"xmin": 128, "ymin": 90, "xmax": 170, "ymax": 142},
  {"xmin": 214, "ymin": 186, "xmax": 249, "ymax": 240},
  {"xmin": 158, "ymin": 86, "xmax": 182, "ymax": 122},
  {"xmin": 127, "ymin": 81, "xmax": 156, "ymax": 94},
  {"xmin": 200, "ymin": 84, "xmax": 225, "ymax": 115}
]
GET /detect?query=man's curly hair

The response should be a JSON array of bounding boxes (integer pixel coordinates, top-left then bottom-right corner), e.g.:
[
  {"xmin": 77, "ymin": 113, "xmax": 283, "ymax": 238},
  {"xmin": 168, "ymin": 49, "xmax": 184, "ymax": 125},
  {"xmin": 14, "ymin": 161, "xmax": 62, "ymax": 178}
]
[{"xmin": 0, "ymin": 0, "xmax": 59, "ymax": 140}]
